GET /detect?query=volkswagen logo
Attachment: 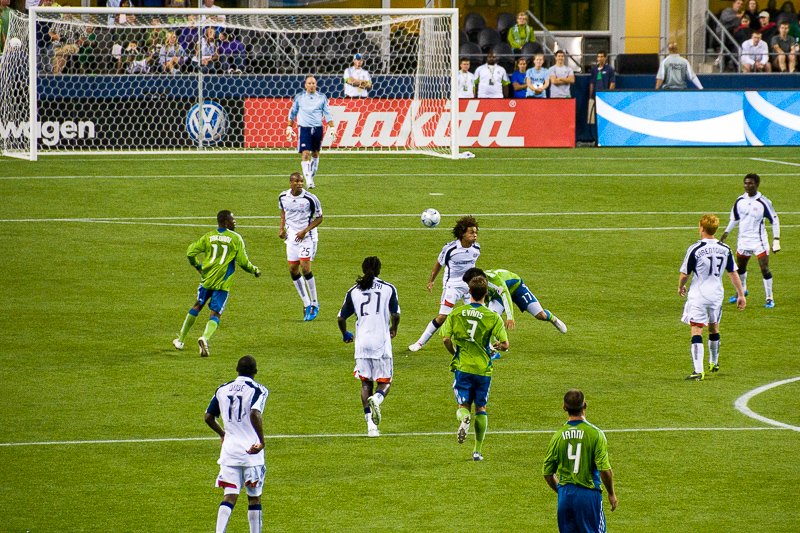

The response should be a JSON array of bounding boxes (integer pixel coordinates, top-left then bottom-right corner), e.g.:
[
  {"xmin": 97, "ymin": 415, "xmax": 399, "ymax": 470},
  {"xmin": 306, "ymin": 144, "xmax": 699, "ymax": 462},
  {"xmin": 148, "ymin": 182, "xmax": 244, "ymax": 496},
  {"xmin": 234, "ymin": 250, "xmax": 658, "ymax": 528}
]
[{"xmin": 186, "ymin": 101, "xmax": 228, "ymax": 145}]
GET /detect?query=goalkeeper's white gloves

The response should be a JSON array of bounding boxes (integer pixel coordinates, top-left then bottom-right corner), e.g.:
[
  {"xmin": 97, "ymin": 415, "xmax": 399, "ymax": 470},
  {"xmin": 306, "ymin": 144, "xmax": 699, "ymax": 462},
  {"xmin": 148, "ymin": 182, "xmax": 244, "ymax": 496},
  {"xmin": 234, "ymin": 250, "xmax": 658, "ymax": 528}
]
[
  {"xmin": 773, "ymin": 238, "xmax": 781, "ymax": 253},
  {"xmin": 324, "ymin": 125, "xmax": 337, "ymax": 144},
  {"xmin": 285, "ymin": 125, "xmax": 295, "ymax": 141}
]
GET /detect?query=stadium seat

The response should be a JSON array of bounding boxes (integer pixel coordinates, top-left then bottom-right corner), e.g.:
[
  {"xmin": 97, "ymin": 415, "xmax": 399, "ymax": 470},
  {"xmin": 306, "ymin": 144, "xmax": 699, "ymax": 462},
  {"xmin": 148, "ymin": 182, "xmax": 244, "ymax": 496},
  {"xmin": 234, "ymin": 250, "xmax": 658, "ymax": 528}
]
[
  {"xmin": 496, "ymin": 12, "xmax": 516, "ymax": 41},
  {"xmin": 491, "ymin": 42, "xmax": 514, "ymax": 73},
  {"xmin": 464, "ymin": 12, "xmax": 486, "ymax": 42},
  {"xmin": 458, "ymin": 42, "xmax": 483, "ymax": 72},
  {"xmin": 477, "ymin": 28, "xmax": 501, "ymax": 53},
  {"xmin": 459, "ymin": 30, "xmax": 469, "ymax": 47},
  {"xmin": 615, "ymin": 53, "xmax": 659, "ymax": 74},
  {"xmin": 520, "ymin": 41, "xmax": 544, "ymax": 58}
]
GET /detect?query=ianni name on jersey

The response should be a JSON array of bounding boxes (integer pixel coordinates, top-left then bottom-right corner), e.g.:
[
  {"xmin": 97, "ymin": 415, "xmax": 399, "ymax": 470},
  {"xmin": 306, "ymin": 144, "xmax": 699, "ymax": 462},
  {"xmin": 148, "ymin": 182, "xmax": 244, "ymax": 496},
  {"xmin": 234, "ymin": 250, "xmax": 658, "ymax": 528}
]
[
  {"xmin": 209, "ymin": 234, "xmax": 233, "ymax": 243},
  {"xmin": 563, "ymin": 429, "xmax": 584, "ymax": 440}
]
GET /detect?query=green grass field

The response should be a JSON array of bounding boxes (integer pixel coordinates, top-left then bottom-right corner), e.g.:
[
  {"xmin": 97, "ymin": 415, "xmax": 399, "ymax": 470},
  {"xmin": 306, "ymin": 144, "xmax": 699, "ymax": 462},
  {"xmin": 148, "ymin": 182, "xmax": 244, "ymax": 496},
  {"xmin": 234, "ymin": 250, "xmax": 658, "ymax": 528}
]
[{"xmin": 1, "ymin": 147, "xmax": 799, "ymax": 532}]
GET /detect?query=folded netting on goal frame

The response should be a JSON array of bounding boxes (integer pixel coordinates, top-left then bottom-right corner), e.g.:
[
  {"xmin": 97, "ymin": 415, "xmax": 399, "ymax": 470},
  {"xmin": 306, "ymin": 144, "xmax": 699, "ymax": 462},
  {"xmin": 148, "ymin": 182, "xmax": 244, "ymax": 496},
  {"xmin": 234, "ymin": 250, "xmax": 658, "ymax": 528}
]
[{"xmin": 0, "ymin": 7, "xmax": 459, "ymax": 160}]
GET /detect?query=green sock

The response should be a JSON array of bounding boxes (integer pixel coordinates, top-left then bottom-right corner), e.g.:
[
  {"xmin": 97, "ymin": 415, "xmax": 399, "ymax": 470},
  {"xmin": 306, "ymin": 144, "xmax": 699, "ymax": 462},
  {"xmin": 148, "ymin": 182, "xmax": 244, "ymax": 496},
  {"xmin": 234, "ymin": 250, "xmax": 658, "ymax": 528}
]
[
  {"xmin": 178, "ymin": 313, "xmax": 198, "ymax": 342},
  {"xmin": 202, "ymin": 319, "xmax": 219, "ymax": 340},
  {"xmin": 456, "ymin": 407, "xmax": 470, "ymax": 422},
  {"xmin": 474, "ymin": 412, "xmax": 488, "ymax": 453}
]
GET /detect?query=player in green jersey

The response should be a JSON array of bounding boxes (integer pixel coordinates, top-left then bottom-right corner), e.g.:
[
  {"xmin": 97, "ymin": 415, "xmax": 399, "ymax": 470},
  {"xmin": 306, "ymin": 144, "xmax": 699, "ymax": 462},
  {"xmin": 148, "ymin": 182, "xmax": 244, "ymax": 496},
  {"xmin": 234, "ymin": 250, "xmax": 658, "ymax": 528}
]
[
  {"xmin": 441, "ymin": 276, "xmax": 508, "ymax": 461},
  {"xmin": 173, "ymin": 210, "xmax": 261, "ymax": 357},
  {"xmin": 543, "ymin": 389, "xmax": 617, "ymax": 533},
  {"xmin": 463, "ymin": 267, "xmax": 567, "ymax": 334}
]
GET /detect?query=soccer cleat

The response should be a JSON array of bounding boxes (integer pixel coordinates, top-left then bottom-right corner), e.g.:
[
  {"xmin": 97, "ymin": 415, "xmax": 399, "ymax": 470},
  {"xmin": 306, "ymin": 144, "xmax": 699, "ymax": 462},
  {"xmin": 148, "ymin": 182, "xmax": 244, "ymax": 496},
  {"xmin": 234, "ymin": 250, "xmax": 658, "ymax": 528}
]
[
  {"xmin": 367, "ymin": 428, "xmax": 380, "ymax": 438},
  {"xmin": 408, "ymin": 342, "xmax": 423, "ymax": 352},
  {"xmin": 172, "ymin": 338, "xmax": 184, "ymax": 351},
  {"xmin": 307, "ymin": 179, "xmax": 315, "ymax": 189},
  {"xmin": 472, "ymin": 452, "xmax": 484, "ymax": 461},
  {"xmin": 764, "ymin": 299, "xmax": 775, "ymax": 309},
  {"xmin": 552, "ymin": 317, "xmax": 568, "ymax": 334},
  {"xmin": 303, "ymin": 305, "xmax": 312, "ymax": 321},
  {"xmin": 457, "ymin": 414, "xmax": 471, "ymax": 444},
  {"xmin": 367, "ymin": 396, "xmax": 382, "ymax": 426},
  {"xmin": 729, "ymin": 291, "xmax": 748, "ymax": 304},
  {"xmin": 489, "ymin": 350, "xmax": 502, "ymax": 360},
  {"xmin": 198, "ymin": 337, "xmax": 210, "ymax": 357},
  {"xmin": 685, "ymin": 371, "xmax": 704, "ymax": 381},
  {"xmin": 708, "ymin": 363, "xmax": 720, "ymax": 374},
  {"xmin": 307, "ymin": 305, "xmax": 319, "ymax": 321}
]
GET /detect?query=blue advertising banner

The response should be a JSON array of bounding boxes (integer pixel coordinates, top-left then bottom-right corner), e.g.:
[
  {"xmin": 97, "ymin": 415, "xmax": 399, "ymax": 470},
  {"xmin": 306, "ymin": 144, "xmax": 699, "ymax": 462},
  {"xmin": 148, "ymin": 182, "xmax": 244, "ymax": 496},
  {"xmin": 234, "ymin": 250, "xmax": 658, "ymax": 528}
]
[{"xmin": 597, "ymin": 91, "xmax": 800, "ymax": 146}]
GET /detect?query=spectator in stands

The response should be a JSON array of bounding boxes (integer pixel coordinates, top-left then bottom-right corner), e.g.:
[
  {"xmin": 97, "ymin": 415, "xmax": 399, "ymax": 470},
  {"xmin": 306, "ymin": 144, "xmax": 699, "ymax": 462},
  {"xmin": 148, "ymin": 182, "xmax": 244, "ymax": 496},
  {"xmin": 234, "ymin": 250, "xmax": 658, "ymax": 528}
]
[
  {"xmin": 745, "ymin": 0, "xmax": 761, "ymax": 29},
  {"xmin": 159, "ymin": 31, "xmax": 186, "ymax": 74},
  {"xmin": 148, "ymin": 17, "xmax": 169, "ymax": 52},
  {"xmin": 219, "ymin": 31, "xmax": 246, "ymax": 74},
  {"xmin": 201, "ymin": 0, "xmax": 226, "ymax": 28},
  {"xmin": 193, "ymin": 26, "xmax": 220, "ymax": 74},
  {"xmin": 50, "ymin": 11, "xmax": 86, "ymax": 74},
  {"xmin": 343, "ymin": 53, "xmax": 372, "ymax": 97},
  {"xmin": 735, "ymin": 15, "xmax": 755, "ymax": 43},
  {"xmin": 179, "ymin": 15, "xmax": 200, "ymax": 54},
  {"xmin": 507, "ymin": 12, "xmax": 535, "ymax": 54},
  {"xmin": 778, "ymin": 1, "xmax": 798, "ymax": 25},
  {"xmin": 757, "ymin": 11, "xmax": 778, "ymax": 43},
  {"xmin": 741, "ymin": 29, "xmax": 772, "ymax": 71},
  {"xmin": 510, "ymin": 57, "xmax": 529, "ymax": 98},
  {"xmin": 721, "ymin": 0, "xmax": 744, "ymax": 34},
  {"xmin": 656, "ymin": 42, "xmax": 704, "ymax": 89},
  {"xmin": 525, "ymin": 53, "xmax": 549, "ymax": 98},
  {"xmin": 457, "ymin": 58, "xmax": 476, "ymax": 98},
  {"xmin": 765, "ymin": 0, "xmax": 780, "ymax": 20},
  {"xmin": 588, "ymin": 50, "xmax": 615, "ymax": 99},
  {"xmin": 76, "ymin": 24, "xmax": 97, "ymax": 74},
  {"xmin": 474, "ymin": 52, "xmax": 510, "ymax": 98},
  {"xmin": 771, "ymin": 21, "xmax": 798, "ymax": 71},
  {"xmin": 548, "ymin": 50, "xmax": 574, "ymax": 98}
]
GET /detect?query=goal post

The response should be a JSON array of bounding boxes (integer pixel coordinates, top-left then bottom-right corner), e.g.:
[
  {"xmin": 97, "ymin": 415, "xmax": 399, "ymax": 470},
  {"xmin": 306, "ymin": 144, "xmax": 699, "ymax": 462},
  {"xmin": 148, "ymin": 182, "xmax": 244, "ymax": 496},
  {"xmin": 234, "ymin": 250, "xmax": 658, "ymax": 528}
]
[{"xmin": 1, "ymin": 7, "xmax": 460, "ymax": 160}]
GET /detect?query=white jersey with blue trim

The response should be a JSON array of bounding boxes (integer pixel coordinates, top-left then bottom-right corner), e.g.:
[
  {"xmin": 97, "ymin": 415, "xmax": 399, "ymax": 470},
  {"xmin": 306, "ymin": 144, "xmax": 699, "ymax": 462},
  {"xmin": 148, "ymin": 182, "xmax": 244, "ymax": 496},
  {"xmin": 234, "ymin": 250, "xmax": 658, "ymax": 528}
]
[
  {"xmin": 723, "ymin": 191, "xmax": 780, "ymax": 244},
  {"xmin": 680, "ymin": 238, "xmax": 735, "ymax": 303},
  {"xmin": 437, "ymin": 240, "xmax": 481, "ymax": 287},
  {"xmin": 278, "ymin": 188, "xmax": 322, "ymax": 239},
  {"xmin": 206, "ymin": 376, "xmax": 269, "ymax": 467},
  {"xmin": 338, "ymin": 277, "xmax": 400, "ymax": 359},
  {"xmin": 288, "ymin": 91, "xmax": 333, "ymax": 127}
]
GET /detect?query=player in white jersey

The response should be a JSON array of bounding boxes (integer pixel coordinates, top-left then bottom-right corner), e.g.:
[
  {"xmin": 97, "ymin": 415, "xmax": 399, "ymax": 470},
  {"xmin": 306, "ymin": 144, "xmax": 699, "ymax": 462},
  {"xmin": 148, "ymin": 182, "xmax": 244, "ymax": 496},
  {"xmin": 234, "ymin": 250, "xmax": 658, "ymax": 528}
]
[
  {"xmin": 409, "ymin": 216, "xmax": 480, "ymax": 352},
  {"xmin": 679, "ymin": 215, "xmax": 746, "ymax": 380},
  {"xmin": 338, "ymin": 256, "xmax": 401, "ymax": 437},
  {"xmin": 278, "ymin": 172, "xmax": 323, "ymax": 321},
  {"xmin": 719, "ymin": 173, "xmax": 781, "ymax": 308},
  {"xmin": 205, "ymin": 355, "xmax": 268, "ymax": 533}
]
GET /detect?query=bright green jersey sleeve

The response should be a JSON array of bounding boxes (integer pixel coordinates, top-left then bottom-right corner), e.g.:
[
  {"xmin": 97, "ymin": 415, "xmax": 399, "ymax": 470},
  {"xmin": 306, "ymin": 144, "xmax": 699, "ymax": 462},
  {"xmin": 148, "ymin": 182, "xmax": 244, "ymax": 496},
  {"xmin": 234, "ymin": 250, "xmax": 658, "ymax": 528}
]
[
  {"xmin": 484, "ymin": 269, "xmax": 522, "ymax": 320},
  {"xmin": 441, "ymin": 303, "xmax": 508, "ymax": 376},
  {"xmin": 542, "ymin": 419, "xmax": 611, "ymax": 491},
  {"xmin": 187, "ymin": 228, "xmax": 257, "ymax": 291}
]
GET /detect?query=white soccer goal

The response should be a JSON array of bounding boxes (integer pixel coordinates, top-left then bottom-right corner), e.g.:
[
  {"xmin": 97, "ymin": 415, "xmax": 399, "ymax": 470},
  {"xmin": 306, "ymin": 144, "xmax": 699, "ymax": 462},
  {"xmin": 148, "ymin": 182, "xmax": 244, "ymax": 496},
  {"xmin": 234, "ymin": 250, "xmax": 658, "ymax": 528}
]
[{"xmin": 0, "ymin": 7, "xmax": 459, "ymax": 160}]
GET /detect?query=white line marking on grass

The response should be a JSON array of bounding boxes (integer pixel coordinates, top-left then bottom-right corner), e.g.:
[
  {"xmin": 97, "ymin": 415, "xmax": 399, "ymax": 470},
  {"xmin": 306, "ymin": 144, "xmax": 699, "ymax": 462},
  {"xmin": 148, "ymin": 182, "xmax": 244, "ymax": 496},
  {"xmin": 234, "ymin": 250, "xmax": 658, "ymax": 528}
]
[
  {"xmin": 750, "ymin": 158, "xmax": 800, "ymax": 167},
  {"xmin": 3, "ymin": 172, "xmax": 800, "ymax": 181},
  {"xmin": 734, "ymin": 377, "xmax": 800, "ymax": 432},
  {"xmin": 0, "ymin": 426, "xmax": 789, "ymax": 447}
]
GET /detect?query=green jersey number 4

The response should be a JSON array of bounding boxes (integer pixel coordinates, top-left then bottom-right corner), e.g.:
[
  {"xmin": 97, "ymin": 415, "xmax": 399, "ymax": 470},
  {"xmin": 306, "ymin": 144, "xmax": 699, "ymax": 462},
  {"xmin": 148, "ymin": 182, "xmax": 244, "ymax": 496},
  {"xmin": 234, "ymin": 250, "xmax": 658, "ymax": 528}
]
[
  {"xmin": 568, "ymin": 442, "xmax": 582, "ymax": 474},
  {"xmin": 209, "ymin": 244, "xmax": 229, "ymax": 265}
]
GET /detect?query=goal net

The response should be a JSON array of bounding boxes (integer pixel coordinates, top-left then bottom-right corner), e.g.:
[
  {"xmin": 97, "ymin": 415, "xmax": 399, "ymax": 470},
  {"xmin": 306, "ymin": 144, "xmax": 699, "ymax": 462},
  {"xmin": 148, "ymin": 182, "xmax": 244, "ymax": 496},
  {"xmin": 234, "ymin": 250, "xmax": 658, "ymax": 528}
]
[{"xmin": 0, "ymin": 7, "xmax": 459, "ymax": 160}]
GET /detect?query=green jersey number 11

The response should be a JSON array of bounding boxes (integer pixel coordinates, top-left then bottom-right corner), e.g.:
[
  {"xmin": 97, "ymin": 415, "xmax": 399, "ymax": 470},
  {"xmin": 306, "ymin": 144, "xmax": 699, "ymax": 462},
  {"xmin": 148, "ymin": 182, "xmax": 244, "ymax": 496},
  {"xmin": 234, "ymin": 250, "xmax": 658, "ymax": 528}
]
[{"xmin": 209, "ymin": 244, "xmax": 229, "ymax": 265}]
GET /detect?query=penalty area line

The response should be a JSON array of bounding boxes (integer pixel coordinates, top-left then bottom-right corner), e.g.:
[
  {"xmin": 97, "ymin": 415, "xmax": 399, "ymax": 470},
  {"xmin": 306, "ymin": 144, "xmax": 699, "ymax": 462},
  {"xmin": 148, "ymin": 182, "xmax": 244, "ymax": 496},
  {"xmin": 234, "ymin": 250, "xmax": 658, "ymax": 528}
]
[
  {"xmin": 0, "ymin": 426, "xmax": 789, "ymax": 447},
  {"xmin": 750, "ymin": 158, "xmax": 800, "ymax": 167}
]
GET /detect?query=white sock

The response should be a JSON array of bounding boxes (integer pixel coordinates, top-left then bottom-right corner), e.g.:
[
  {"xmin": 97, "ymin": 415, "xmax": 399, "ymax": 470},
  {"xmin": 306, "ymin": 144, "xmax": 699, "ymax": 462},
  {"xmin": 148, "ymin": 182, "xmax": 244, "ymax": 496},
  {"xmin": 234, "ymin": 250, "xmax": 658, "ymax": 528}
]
[
  {"xmin": 709, "ymin": 339, "xmax": 720, "ymax": 365},
  {"xmin": 305, "ymin": 273, "xmax": 318, "ymax": 306},
  {"xmin": 301, "ymin": 160, "xmax": 313, "ymax": 182},
  {"xmin": 216, "ymin": 502, "xmax": 233, "ymax": 533},
  {"xmin": 365, "ymin": 413, "xmax": 377, "ymax": 431},
  {"xmin": 764, "ymin": 277, "xmax": 773, "ymax": 301},
  {"xmin": 248, "ymin": 505, "xmax": 263, "ymax": 533},
  {"xmin": 691, "ymin": 341, "xmax": 704, "ymax": 373},
  {"xmin": 372, "ymin": 391, "xmax": 385, "ymax": 406},
  {"xmin": 740, "ymin": 271, "xmax": 747, "ymax": 293},
  {"xmin": 293, "ymin": 276, "xmax": 311, "ymax": 307},
  {"xmin": 417, "ymin": 319, "xmax": 442, "ymax": 346},
  {"xmin": 311, "ymin": 156, "xmax": 319, "ymax": 177}
]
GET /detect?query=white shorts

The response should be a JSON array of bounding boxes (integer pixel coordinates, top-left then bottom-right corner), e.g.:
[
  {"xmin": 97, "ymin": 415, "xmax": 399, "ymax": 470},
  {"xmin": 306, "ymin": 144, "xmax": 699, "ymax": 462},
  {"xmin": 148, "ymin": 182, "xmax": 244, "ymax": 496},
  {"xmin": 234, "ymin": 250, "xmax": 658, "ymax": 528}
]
[
  {"xmin": 681, "ymin": 298, "xmax": 722, "ymax": 326},
  {"xmin": 286, "ymin": 232, "xmax": 315, "ymax": 263},
  {"xmin": 353, "ymin": 357, "xmax": 393, "ymax": 383},
  {"xmin": 215, "ymin": 464, "xmax": 266, "ymax": 497},
  {"xmin": 736, "ymin": 236, "xmax": 769, "ymax": 258},
  {"xmin": 439, "ymin": 281, "xmax": 470, "ymax": 315}
]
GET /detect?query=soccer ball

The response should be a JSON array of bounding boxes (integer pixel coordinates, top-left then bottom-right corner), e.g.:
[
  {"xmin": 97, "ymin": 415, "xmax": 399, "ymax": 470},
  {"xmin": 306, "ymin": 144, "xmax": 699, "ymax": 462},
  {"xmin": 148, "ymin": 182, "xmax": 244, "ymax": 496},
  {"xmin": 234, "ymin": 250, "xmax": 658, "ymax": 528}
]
[
  {"xmin": 421, "ymin": 208, "xmax": 441, "ymax": 228},
  {"xmin": 7, "ymin": 37, "xmax": 22, "ymax": 50}
]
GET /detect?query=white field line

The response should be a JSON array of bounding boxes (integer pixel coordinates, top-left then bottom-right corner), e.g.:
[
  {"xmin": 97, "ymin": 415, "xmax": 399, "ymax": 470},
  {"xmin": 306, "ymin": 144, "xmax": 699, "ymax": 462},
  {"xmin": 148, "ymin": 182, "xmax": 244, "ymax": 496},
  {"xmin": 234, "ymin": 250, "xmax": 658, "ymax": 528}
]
[
  {"xmin": 0, "ymin": 426, "xmax": 789, "ymax": 448},
  {"xmin": 2, "ymin": 172, "xmax": 800, "ymax": 180},
  {"xmin": 750, "ymin": 158, "xmax": 800, "ymax": 167},
  {"xmin": 734, "ymin": 377, "xmax": 800, "ymax": 432}
]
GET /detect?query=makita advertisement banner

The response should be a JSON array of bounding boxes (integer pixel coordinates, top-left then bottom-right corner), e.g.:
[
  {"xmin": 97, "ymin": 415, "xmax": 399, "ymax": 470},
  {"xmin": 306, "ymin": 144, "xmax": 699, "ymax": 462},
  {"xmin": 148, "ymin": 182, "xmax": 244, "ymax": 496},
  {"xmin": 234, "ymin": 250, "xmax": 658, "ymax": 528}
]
[{"xmin": 244, "ymin": 98, "xmax": 575, "ymax": 148}]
